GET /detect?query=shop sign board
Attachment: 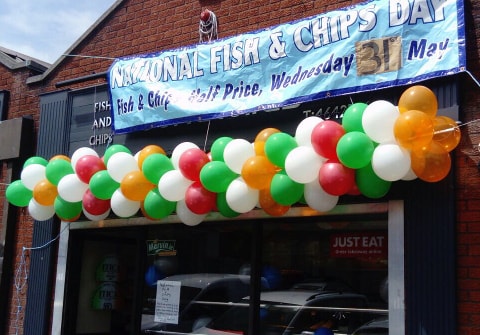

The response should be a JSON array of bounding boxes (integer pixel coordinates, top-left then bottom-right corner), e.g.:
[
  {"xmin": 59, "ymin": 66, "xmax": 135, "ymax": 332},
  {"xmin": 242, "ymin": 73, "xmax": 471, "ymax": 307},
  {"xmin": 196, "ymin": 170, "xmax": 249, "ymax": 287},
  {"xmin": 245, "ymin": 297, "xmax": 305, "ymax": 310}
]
[
  {"xmin": 147, "ymin": 240, "xmax": 177, "ymax": 256},
  {"xmin": 108, "ymin": 0, "xmax": 466, "ymax": 134},
  {"xmin": 330, "ymin": 232, "xmax": 387, "ymax": 258}
]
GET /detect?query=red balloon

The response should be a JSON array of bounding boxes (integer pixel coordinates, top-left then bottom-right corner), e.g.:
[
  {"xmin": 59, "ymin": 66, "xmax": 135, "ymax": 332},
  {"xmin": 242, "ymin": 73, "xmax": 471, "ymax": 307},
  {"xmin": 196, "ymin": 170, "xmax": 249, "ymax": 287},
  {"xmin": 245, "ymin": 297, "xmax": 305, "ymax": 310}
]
[
  {"xmin": 82, "ymin": 189, "xmax": 110, "ymax": 216},
  {"xmin": 179, "ymin": 148, "xmax": 210, "ymax": 181},
  {"xmin": 311, "ymin": 120, "xmax": 345, "ymax": 160},
  {"xmin": 75, "ymin": 155, "xmax": 106, "ymax": 184},
  {"xmin": 319, "ymin": 160, "xmax": 355, "ymax": 196},
  {"xmin": 185, "ymin": 181, "xmax": 217, "ymax": 214},
  {"xmin": 347, "ymin": 182, "xmax": 362, "ymax": 196}
]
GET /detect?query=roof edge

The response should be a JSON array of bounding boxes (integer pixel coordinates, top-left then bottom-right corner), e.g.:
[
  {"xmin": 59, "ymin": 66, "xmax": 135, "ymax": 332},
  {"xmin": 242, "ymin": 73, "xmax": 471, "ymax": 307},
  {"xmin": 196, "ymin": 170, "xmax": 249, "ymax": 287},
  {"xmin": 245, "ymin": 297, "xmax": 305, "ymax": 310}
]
[{"xmin": 0, "ymin": 47, "xmax": 50, "ymax": 73}]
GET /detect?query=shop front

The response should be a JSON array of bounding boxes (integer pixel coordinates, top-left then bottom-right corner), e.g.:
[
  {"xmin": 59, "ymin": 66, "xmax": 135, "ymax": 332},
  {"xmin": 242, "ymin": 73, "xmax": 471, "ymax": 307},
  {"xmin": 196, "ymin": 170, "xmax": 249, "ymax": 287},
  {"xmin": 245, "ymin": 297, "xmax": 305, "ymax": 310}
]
[{"xmin": 34, "ymin": 77, "xmax": 456, "ymax": 335}]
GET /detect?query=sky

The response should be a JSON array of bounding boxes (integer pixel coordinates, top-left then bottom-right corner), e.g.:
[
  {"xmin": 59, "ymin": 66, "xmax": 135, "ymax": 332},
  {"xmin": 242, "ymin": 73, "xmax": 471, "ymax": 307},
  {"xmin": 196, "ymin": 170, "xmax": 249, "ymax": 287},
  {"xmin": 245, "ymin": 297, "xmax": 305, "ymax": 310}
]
[{"xmin": 0, "ymin": 0, "xmax": 117, "ymax": 64}]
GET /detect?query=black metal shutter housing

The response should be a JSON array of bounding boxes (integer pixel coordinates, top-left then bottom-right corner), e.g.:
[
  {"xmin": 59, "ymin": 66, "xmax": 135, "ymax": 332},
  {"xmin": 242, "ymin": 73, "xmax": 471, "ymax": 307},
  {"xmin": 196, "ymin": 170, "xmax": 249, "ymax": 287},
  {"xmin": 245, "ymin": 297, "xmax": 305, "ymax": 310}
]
[
  {"xmin": 23, "ymin": 90, "xmax": 71, "ymax": 335},
  {"xmin": 402, "ymin": 172, "xmax": 456, "ymax": 334}
]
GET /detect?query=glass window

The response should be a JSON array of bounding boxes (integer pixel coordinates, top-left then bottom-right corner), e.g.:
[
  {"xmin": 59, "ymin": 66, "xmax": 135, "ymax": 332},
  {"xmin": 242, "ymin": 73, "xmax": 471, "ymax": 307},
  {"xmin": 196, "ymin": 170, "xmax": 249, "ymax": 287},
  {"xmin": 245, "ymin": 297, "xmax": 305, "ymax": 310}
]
[
  {"xmin": 62, "ymin": 206, "xmax": 394, "ymax": 335},
  {"xmin": 140, "ymin": 214, "xmax": 388, "ymax": 335}
]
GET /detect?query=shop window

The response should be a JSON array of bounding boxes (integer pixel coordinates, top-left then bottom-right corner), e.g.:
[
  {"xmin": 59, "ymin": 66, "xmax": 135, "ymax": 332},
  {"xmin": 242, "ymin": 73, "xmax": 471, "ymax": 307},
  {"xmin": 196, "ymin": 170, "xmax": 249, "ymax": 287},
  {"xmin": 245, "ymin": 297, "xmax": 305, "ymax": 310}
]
[{"xmin": 59, "ymin": 202, "xmax": 402, "ymax": 335}]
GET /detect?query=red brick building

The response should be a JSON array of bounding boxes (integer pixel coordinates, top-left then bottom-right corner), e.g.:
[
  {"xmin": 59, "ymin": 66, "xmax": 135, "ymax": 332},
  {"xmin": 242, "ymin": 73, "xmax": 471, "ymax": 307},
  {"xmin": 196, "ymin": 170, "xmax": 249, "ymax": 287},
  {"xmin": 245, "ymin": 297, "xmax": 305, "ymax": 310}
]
[{"xmin": 1, "ymin": 0, "xmax": 479, "ymax": 334}]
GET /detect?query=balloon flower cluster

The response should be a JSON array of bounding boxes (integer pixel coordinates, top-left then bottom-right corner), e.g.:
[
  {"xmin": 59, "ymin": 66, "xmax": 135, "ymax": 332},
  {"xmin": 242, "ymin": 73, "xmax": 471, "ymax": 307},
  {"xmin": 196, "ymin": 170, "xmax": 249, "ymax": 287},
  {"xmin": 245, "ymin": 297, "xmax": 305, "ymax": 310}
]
[{"xmin": 5, "ymin": 85, "xmax": 461, "ymax": 225}]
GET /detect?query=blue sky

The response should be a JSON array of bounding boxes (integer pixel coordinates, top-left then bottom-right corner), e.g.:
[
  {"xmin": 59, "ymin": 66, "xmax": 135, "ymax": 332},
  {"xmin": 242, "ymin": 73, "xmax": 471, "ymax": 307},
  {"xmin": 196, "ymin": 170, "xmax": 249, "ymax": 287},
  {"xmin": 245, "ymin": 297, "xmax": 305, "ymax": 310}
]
[{"xmin": 0, "ymin": 0, "xmax": 116, "ymax": 64}]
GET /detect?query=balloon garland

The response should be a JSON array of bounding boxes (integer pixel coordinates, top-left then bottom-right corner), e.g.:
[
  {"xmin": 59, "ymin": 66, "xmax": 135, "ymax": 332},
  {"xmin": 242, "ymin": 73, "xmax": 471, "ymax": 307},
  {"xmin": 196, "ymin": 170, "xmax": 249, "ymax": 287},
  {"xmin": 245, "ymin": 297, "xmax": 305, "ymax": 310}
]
[{"xmin": 6, "ymin": 86, "xmax": 461, "ymax": 225}]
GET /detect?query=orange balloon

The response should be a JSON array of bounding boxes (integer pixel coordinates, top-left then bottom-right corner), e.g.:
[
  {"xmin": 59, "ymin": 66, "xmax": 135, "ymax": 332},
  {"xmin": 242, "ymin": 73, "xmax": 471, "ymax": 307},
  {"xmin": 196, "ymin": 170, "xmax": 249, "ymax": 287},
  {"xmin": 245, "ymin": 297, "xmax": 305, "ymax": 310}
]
[
  {"xmin": 254, "ymin": 128, "xmax": 280, "ymax": 155},
  {"xmin": 411, "ymin": 141, "xmax": 451, "ymax": 182},
  {"xmin": 49, "ymin": 155, "xmax": 71, "ymax": 162},
  {"xmin": 60, "ymin": 213, "xmax": 81, "ymax": 222},
  {"xmin": 120, "ymin": 171, "xmax": 155, "ymax": 201},
  {"xmin": 33, "ymin": 179, "xmax": 58, "ymax": 206},
  {"xmin": 241, "ymin": 155, "xmax": 277, "ymax": 190},
  {"xmin": 433, "ymin": 116, "xmax": 461, "ymax": 152},
  {"xmin": 394, "ymin": 110, "xmax": 434, "ymax": 151},
  {"xmin": 398, "ymin": 85, "xmax": 438, "ymax": 118},
  {"xmin": 137, "ymin": 145, "xmax": 166, "ymax": 169},
  {"xmin": 259, "ymin": 189, "xmax": 290, "ymax": 216}
]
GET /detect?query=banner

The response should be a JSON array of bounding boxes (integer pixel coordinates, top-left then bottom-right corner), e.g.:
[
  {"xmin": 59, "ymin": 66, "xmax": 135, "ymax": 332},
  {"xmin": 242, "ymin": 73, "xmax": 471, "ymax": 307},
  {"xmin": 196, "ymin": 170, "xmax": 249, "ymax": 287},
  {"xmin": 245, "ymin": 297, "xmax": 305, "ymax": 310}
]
[{"xmin": 108, "ymin": 0, "xmax": 466, "ymax": 134}]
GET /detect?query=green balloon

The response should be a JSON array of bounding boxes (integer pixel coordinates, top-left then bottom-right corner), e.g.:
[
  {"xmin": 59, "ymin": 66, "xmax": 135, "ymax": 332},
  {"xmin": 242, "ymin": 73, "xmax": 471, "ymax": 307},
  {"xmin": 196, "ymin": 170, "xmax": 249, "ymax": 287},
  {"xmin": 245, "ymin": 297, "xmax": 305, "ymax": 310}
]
[
  {"xmin": 270, "ymin": 171, "xmax": 304, "ymax": 205},
  {"xmin": 103, "ymin": 144, "xmax": 131, "ymax": 165},
  {"xmin": 264, "ymin": 133, "xmax": 297, "ymax": 168},
  {"xmin": 356, "ymin": 163, "xmax": 391, "ymax": 198},
  {"xmin": 142, "ymin": 153, "xmax": 174, "ymax": 184},
  {"xmin": 342, "ymin": 102, "xmax": 367, "ymax": 133},
  {"xmin": 216, "ymin": 192, "xmax": 240, "ymax": 218},
  {"xmin": 336, "ymin": 131, "xmax": 374, "ymax": 169},
  {"xmin": 23, "ymin": 156, "xmax": 48, "ymax": 168},
  {"xmin": 210, "ymin": 137, "xmax": 233, "ymax": 162},
  {"xmin": 54, "ymin": 196, "xmax": 82, "ymax": 220},
  {"xmin": 89, "ymin": 170, "xmax": 120, "ymax": 200},
  {"xmin": 46, "ymin": 159, "xmax": 74, "ymax": 185},
  {"xmin": 143, "ymin": 189, "xmax": 176, "ymax": 219},
  {"xmin": 200, "ymin": 161, "xmax": 237, "ymax": 193},
  {"xmin": 6, "ymin": 180, "xmax": 32, "ymax": 207}
]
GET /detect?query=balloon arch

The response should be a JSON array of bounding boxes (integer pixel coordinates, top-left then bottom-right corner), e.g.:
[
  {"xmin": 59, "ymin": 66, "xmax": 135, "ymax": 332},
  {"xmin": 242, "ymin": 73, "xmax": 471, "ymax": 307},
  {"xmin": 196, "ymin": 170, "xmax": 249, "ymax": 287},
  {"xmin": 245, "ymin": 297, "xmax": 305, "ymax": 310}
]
[{"xmin": 6, "ymin": 85, "xmax": 461, "ymax": 226}]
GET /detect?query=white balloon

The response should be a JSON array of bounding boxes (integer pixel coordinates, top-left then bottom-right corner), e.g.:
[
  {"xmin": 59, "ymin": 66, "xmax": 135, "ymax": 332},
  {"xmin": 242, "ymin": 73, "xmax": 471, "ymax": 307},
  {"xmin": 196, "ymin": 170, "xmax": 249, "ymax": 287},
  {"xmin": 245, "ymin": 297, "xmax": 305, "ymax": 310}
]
[
  {"xmin": 362, "ymin": 100, "xmax": 399, "ymax": 144},
  {"xmin": 224, "ymin": 139, "xmax": 255, "ymax": 174},
  {"xmin": 372, "ymin": 143, "xmax": 412, "ymax": 181},
  {"xmin": 57, "ymin": 174, "xmax": 89, "ymax": 202},
  {"xmin": 71, "ymin": 147, "xmax": 98, "ymax": 170},
  {"xmin": 171, "ymin": 142, "xmax": 199, "ymax": 169},
  {"xmin": 295, "ymin": 116, "xmax": 324, "ymax": 147},
  {"xmin": 111, "ymin": 189, "xmax": 140, "ymax": 218},
  {"xmin": 402, "ymin": 168, "xmax": 418, "ymax": 181},
  {"xmin": 83, "ymin": 207, "xmax": 110, "ymax": 221},
  {"xmin": 158, "ymin": 169, "xmax": 192, "ymax": 201},
  {"xmin": 304, "ymin": 180, "xmax": 338, "ymax": 212},
  {"xmin": 176, "ymin": 199, "xmax": 206, "ymax": 226},
  {"xmin": 107, "ymin": 151, "xmax": 139, "ymax": 183},
  {"xmin": 134, "ymin": 151, "xmax": 141, "ymax": 161},
  {"xmin": 285, "ymin": 146, "xmax": 324, "ymax": 184},
  {"xmin": 226, "ymin": 177, "xmax": 259, "ymax": 213},
  {"xmin": 28, "ymin": 198, "xmax": 55, "ymax": 221},
  {"xmin": 21, "ymin": 164, "xmax": 46, "ymax": 190}
]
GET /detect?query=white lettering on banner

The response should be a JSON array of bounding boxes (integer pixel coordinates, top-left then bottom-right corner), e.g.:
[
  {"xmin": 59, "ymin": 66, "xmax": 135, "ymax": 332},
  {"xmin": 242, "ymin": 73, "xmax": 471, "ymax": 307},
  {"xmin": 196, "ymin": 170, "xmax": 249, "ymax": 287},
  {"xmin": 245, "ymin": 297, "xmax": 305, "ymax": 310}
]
[
  {"xmin": 210, "ymin": 37, "xmax": 261, "ymax": 73},
  {"xmin": 293, "ymin": 6, "xmax": 377, "ymax": 52},
  {"xmin": 389, "ymin": 0, "xmax": 447, "ymax": 26},
  {"xmin": 110, "ymin": 51, "xmax": 204, "ymax": 88}
]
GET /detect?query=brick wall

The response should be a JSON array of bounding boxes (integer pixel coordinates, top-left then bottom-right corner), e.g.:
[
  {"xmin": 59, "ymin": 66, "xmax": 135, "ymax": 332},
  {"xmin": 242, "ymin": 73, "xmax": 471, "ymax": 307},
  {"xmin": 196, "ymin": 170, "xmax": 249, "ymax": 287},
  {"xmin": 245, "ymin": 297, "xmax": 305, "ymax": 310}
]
[
  {"xmin": 3, "ymin": 0, "xmax": 480, "ymax": 333},
  {"xmin": 457, "ymin": 0, "xmax": 480, "ymax": 334},
  {"xmin": 0, "ymin": 65, "xmax": 40, "ymax": 335}
]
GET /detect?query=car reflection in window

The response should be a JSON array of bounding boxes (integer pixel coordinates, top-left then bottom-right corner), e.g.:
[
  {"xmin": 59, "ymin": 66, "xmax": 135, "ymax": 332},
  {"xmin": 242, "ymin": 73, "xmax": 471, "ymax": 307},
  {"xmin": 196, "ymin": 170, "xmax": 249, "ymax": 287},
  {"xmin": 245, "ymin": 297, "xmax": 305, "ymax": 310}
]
[
  {"xmin": 142, "ymin": 273, "xmax": 269, "ymax": 334},
  {"xmin": 193, "ymin": 290, "xmax": 373, "ymax": 335}
]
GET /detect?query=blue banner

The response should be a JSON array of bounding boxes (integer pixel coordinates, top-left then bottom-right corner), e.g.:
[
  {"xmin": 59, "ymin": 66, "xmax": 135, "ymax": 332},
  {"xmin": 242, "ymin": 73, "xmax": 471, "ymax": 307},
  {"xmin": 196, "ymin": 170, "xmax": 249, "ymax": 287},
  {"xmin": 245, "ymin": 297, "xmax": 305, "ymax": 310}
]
[{"xmin": 108, "ymin": 0, "xmax": 466, "ymax": 134}]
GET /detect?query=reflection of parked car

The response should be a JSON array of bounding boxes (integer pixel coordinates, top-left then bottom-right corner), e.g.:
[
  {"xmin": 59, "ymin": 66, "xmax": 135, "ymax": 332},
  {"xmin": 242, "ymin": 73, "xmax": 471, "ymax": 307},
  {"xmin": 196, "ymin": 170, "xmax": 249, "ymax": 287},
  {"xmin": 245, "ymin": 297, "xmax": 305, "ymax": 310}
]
[
  {"xmin": 191, "ymin": 290, "xmax": 371, "ymax": 335},
  {"xmin": 291, "ymin": 278, "xmax": 355, "ymax": 293},
  {"xmin": 142, "ymin": 273, "xmax": 268, "ymax": 333},
  {"xmin": 352, "ymin": 317, "xmax": 388, "ymax": 335}
]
